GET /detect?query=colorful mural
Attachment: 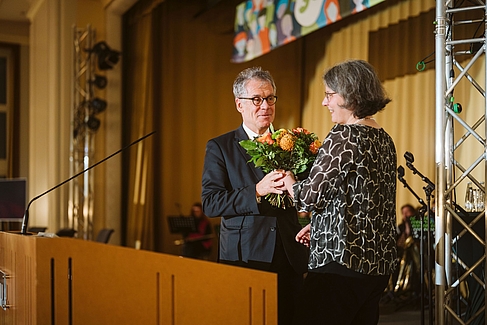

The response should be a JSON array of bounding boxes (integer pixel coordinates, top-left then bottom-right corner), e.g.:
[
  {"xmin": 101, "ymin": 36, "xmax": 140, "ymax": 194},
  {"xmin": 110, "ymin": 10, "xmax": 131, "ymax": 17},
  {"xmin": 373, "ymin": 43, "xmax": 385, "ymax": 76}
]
[{"xmin": 232, "ymin": 0, "xmax": 384, "ymax": 63}]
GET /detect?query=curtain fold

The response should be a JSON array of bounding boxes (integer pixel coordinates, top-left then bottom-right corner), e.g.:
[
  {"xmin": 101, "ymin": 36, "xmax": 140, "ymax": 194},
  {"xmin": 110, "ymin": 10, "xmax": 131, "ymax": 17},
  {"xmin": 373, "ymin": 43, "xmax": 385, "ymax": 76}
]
[{"xmin": 123, "ymin": 0, "xmax": 158, "ymax": 250}]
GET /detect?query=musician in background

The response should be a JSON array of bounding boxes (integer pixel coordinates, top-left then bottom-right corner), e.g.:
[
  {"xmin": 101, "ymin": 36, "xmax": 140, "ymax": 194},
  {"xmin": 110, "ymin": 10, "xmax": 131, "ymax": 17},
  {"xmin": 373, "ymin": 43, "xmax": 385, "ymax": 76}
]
[
  {"xmin": 396, "ymin": 204, "xmax": 416, "ymax": 251},
  {"xmin": 393, "ymin": 203, "xmax": 421, "ymax": 298},
  {"xmin": 182, "ymin": 202, "xmax": 213, "ymax": 260}
]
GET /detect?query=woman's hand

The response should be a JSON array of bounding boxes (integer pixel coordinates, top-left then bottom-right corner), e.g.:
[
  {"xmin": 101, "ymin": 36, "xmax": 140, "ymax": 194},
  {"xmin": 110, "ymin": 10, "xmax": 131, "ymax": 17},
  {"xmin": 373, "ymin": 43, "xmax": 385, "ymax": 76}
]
[
  {"xmin": 281, "ymin": 170, "xmax": 297, "ymax": 198},
  {"xmin": 296, "ymin": 223, "xmax": 311, "ymax": 247}
]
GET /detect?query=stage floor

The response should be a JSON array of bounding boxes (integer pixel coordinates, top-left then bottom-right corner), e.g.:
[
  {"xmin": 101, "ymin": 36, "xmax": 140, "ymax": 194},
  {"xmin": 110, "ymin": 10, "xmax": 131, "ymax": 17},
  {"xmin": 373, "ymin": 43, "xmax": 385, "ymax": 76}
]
[
  {"xmin": 379, "ymin": 308, "xmax": 426, "ymax": 324},
  {"xmin": 379, "ymin": 293, "xmax": 429, "ymax": 325}
]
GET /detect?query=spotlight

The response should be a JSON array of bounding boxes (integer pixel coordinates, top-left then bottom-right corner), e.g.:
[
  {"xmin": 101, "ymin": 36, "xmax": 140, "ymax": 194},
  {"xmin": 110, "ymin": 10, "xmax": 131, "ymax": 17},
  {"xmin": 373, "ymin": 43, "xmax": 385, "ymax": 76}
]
[
  {"xmin": 90, "ymin": 74, "xmax": 107, "ymax": 89},
  {"xmin": 90, "ymin": 97, "xmax": 107, "ymax": 114},
  {"xmin": 91, "ymin": 41, "xmax": 121, "ymax": 70},
  {"xmin": 86, "ymin": 115, "xmax": 101, "ymax": 132}
]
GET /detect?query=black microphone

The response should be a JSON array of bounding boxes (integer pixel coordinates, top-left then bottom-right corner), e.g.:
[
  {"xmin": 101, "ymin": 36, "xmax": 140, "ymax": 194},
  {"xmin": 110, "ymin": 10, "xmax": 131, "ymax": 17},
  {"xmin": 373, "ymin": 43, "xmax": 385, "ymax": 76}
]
[
  {"xmin": 403, "ymin": 151, "xmax": 435, "ymax": 191},
  {"xmin": 404, "ymin": 151, "xmax": 414, "ymax": 163},
  {"xmin": 397, "ymin": 165, "xmax": 426, "ymax": 206},
  {"xmin": 20, "ymin": 131, "xmax": 156, "ymax": 235},
  {"xmin": 397, "ymin": 165, "xmax": 405, "ymax": 179}
]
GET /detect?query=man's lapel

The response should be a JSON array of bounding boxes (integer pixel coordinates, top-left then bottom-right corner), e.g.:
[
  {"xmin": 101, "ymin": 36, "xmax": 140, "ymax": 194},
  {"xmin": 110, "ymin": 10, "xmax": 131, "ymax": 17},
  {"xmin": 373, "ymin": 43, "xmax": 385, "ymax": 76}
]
[{"xmin": 235, "ymin": 125, "xmax": 265, "ymax": 179}]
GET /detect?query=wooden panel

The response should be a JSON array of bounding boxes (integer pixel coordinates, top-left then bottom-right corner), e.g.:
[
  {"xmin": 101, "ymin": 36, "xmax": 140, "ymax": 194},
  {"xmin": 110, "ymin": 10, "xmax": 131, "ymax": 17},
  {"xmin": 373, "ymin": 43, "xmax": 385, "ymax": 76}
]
[
  {"xmin": 0, "ymin": 231, "xmax": 38, "ymax": 325},
  {"xmin": 0, "ymin": 232, "xmax": 277, "ymax": 325}
]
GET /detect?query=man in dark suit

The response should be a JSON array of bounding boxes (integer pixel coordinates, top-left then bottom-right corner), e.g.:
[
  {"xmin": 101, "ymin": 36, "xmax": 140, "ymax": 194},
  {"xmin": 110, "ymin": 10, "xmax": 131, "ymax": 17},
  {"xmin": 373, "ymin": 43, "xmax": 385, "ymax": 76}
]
[{"xmin": 201, "ymin": 67, "xmax": 308, "ymax": 325}]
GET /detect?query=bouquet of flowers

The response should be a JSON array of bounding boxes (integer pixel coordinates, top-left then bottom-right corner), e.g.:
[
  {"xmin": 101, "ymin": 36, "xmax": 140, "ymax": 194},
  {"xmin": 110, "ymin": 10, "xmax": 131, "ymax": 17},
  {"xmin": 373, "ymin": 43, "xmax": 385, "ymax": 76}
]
[{"xmin": 240, "ymin": 125, "xmax": 321, "ymax": 208}]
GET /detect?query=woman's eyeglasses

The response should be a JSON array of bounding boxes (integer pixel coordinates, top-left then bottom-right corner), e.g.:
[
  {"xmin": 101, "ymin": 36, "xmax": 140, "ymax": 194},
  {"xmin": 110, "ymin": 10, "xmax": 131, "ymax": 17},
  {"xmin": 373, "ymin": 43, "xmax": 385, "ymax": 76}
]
[{"xmin": 324, "ymin": 92, "xmax": 337, "ymax": 101}]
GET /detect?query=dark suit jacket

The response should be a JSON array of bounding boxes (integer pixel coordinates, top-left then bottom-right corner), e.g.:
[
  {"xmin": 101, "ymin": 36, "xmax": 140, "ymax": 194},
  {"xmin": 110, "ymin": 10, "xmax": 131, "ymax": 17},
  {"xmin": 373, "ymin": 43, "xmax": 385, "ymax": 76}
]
[{"xmin": 201, "ymin": 125, "xmax": 309, "ymax": 274}]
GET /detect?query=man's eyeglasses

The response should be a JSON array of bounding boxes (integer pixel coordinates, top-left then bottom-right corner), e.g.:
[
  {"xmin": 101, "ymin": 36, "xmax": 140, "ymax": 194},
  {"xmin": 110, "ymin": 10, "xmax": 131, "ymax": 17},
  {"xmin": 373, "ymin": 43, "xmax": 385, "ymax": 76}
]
[
  {"xmin": 325, "ymin": 92, "xmax": 337, "ymax": 101},
  {"xmin": 238, "ymin": 95, "xmax": 278, "ymax": 106}
]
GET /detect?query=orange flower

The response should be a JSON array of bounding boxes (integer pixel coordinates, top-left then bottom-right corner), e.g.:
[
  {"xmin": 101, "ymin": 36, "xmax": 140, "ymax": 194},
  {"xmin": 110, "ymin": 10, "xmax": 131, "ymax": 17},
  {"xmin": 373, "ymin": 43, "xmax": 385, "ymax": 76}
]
[
  {"xmin": 279, "ymin": 134, "xmax": 295, "ymax": 151},
  {"xmin": 275, "ymin": 128, "xmax": 289, "ymax": 145},
  {"xmin": 257, "ymin": 133, "xmax": 274, "ymax": 145},
  {"xmin": 309, "ymin": 139, "xmax": 321, "ymax": 154},
  {"xmin": 292, "ymin": 127, "xmax": 310, "ymax": 135}
]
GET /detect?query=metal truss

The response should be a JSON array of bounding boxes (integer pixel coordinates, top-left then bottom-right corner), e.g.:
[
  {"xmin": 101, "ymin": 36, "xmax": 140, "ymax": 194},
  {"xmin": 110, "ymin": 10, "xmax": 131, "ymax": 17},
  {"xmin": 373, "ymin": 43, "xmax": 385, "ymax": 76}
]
[
  {"xmin": 69, "ymin": 25, "xmax": 96, "ymax": 240},
  {"xmin": 435, "ymin": 1, "xmax": 486, "ymax": 324}
]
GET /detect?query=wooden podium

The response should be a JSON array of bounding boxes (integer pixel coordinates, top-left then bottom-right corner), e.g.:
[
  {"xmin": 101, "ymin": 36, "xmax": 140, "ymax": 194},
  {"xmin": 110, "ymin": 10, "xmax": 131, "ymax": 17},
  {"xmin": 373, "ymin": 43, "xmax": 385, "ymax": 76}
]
[{"xmin": 0, "ymin": 231, "xmax": 277, "ymax": 325}]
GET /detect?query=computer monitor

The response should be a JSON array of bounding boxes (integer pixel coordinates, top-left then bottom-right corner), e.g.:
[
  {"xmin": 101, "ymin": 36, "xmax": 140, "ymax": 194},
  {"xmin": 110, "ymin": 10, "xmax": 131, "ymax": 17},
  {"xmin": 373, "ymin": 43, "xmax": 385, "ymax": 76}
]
[{"xmin": 0, "ymin": 178, "xmax": 26, "ymax": 221}]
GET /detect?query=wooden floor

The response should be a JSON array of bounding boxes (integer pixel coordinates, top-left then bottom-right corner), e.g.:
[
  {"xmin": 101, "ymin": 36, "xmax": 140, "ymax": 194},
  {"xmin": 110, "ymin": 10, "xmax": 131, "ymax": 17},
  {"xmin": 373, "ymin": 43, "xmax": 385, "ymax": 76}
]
[
  {"xmin": 379, "ymin": 306, "xmax": 427, "ymax": 324},
  {"xmin": 379, "ymin": 309, "xmax": 424, "ymax": 324},
  {"xmin": 378, "ymin": 292, "xmax": 478, "ymax": 325},
  {"xmin": 378, "ymin": 292, "xmax": 429, "ymax": 324}
]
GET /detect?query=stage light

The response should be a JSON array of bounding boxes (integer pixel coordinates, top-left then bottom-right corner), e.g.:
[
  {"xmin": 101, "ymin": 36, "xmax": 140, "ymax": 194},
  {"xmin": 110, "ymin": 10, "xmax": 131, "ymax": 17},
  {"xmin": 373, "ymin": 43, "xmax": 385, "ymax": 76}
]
[
  {"xmin": 90, "ymin": 97, "xmax": 107, "ymax": 114},
  {"xmin": 91, "ymin": 41, "xmax": 121, "ymax": 70},
  {"xmin": 86, "ymin": 115, "xmax": 101, "ymax": 132},
  {"xmin": 90, "ymin": 74, "xmax": 107, "ymax": 89}
]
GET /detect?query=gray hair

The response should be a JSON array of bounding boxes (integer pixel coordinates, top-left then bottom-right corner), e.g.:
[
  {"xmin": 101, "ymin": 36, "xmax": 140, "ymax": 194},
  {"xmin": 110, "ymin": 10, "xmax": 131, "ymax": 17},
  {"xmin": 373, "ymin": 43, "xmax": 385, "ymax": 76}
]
[
  {"xmin": 323, "ymin": 59, "xmax": 391, "ymax": 118},
  {"xmin": 233, "ymin": 66, "xmax": 277, "ymax": 98}
]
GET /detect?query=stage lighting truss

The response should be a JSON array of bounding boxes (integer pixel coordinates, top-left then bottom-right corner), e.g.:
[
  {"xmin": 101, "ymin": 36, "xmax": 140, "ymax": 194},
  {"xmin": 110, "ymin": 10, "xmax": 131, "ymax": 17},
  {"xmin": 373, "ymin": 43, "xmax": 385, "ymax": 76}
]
[
  {"xmin": 72, "ymin": 98, "xmax": 107, "ymax": 138},
  {"xmin": 435, "ymin": 3, "xmax": 487, "ymax": 324},
  {"xmin": 70, "ymin": 25, "xmax": 120, "ymax": 241}
]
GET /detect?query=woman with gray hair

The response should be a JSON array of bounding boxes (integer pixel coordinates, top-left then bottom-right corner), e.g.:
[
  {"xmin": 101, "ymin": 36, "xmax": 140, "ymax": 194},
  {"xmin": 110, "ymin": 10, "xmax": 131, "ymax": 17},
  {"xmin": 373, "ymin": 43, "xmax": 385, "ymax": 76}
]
[{"xmin": 282, "ymin": 59, "xmax": 398, "ymax": 324}]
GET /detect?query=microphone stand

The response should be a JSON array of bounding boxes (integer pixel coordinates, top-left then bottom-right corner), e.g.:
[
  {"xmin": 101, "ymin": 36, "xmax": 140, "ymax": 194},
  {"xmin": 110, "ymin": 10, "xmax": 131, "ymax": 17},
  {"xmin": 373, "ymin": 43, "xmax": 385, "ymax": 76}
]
[
  {"xmin": 405, "ymin": 161, "xmax": 435, "ymax": 325},
  {"xmin": 20, "ymin": 131, "xmax": 156, "ymax": 235},
  {"xmin": 398, "ymin": 168, "xmax": 428, "ymax": 325}
]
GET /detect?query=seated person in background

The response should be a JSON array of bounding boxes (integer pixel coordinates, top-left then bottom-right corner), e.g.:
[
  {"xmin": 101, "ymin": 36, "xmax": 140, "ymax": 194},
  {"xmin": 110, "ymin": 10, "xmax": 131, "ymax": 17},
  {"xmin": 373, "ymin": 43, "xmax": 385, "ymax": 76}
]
[
  {"xmin": 182, "ymin": 202, "xmax": 213, "ymax": 260},
  {"xmin": 393, "ymin": 203, "xmax": 421, "ymax": 296},
  {"xmin": 397, "ymin": 204, "xmax": 416, "ymax": 252}
]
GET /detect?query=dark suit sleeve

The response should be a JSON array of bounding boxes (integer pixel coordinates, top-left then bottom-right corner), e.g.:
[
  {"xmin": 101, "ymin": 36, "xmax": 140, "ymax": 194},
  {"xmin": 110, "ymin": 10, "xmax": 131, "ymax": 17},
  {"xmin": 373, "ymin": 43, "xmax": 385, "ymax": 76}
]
[{"xmin": 201, "ymin": 137, "xmax": 261, "ymax": 218}]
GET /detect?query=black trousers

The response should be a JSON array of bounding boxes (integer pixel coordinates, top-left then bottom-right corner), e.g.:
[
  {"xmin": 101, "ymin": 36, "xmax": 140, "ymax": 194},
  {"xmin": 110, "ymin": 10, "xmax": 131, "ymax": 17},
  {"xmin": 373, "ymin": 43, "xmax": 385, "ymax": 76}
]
[
  {"xmin": 220, "ymin": 231, "xmax": 303, "ymax": 325},
  {"xmin": 292, "ymin": 271, "xmax": 389, "ymax": 325}
]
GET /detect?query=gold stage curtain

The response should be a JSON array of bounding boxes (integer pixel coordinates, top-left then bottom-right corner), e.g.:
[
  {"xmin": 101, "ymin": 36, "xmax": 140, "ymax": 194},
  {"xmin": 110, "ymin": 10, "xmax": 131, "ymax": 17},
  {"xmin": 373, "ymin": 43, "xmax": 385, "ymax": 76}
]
[
  {"xmin": 122, "ymin": 0, "xmax": 439, "ymax": 254},
  {"xmin": 122, "ymin": 0, "xmax": 164, "ymax": 250}
]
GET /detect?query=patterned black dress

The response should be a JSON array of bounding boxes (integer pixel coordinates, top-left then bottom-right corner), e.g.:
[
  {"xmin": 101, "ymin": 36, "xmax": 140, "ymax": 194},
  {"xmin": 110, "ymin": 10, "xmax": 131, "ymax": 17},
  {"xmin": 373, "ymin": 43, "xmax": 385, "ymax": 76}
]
[{"xmin": 293, "ymin": 124, "xmax": 398, "ymax": 276}]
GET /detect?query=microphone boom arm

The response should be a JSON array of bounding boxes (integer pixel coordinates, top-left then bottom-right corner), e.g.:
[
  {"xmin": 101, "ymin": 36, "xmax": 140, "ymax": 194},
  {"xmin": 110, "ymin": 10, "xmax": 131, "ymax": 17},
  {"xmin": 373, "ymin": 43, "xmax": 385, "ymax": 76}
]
[
  {"xmin": 20, "ymin": 130, "xmax": 156, "ymax": 235},
  {"xmin": 404, "ymin": 151, "xmax": 435, "ymax": 193},
  {"xmin": 398, "ymin": 173, "xmax": 427, "ymax": 211}
]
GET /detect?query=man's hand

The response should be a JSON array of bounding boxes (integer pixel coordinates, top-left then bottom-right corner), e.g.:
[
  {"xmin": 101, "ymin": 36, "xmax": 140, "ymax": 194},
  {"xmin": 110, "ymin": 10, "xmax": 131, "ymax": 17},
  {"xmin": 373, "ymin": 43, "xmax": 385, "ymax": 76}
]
[{"xmin": 256, "ymin": 170, "xmax": 286, "ymax": 197}]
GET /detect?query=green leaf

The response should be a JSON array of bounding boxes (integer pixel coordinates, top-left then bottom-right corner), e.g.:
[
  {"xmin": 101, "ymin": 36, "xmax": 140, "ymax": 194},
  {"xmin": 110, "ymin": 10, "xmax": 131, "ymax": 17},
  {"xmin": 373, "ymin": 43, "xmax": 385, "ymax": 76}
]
[{"xmin": 239, "ymin": 140, "xmax": 258, "ymax": 150}]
